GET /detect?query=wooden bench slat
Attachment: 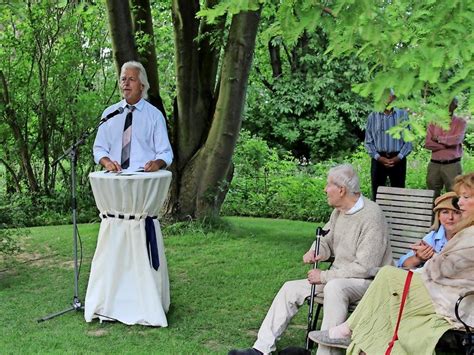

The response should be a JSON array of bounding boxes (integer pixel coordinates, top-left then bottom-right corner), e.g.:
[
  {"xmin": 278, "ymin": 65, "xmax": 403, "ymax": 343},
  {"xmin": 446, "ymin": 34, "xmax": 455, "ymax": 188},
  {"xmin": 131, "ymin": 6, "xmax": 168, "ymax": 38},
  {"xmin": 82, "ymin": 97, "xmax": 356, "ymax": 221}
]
[
  {"xmin": 385, "ymin": 212, "xmax": 433, "ymax": 222},
  {"xmin": 387, "ymin": 218, "xmax": 433, "ymax": 229},
  {"xmin": 377, "ymin": 200, "xmax": 434, "ymax": 210},
  {"xmin": 379, "ymin": 205, "xmax": 433, "ymax": 215},
  {"xmin": 377, "ymin": 195, "xmax": 434, "ymax": 204},
  {"xmin": 390, "ymin": 230, "xmax": 427, "ymax": 238},
  {"xmin": 390, "ymin": 235, "xmax": 422, "ymax": 243},
  {"xmin": 377, "ymin": 186, "xmax": 435, "ymax": 197}
]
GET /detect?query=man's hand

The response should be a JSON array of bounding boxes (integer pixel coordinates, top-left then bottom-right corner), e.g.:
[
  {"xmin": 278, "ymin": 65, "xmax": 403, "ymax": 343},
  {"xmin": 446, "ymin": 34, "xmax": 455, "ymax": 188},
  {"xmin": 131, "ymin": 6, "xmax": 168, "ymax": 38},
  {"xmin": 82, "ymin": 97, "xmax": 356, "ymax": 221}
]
[
  {"xmin": 307, "ymin": 269, "xmax": 322, "ymax": 284},
  {"xmin": 144, "ymin": 159, "xmax": 165, "ymax": 172},
  {"xmin": 377, "ymin": 156, "xmax": 394, "ymax": 168},
  {"xmin": 411, "ymin": 241, "xmax": 435, "ymax": 262},
  {"xmin": 303, "ymin": 250, "xmax": 323, "ymax": 264},
  {"xmin": 389, "ymin": 156, "xmax": 401, "ymax": 166},
  {"xmin": 100, "ymin": 157, "xmax": 121, "ymax": 172}
]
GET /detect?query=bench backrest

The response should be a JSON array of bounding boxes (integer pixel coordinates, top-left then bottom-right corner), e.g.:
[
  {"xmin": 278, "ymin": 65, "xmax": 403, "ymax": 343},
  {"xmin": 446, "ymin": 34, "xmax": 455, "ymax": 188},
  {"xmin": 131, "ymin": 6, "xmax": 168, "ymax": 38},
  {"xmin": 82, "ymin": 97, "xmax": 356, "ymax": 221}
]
[{"xmin": 375, "ymin": 186, "xmax": 435, "ymax": 261}]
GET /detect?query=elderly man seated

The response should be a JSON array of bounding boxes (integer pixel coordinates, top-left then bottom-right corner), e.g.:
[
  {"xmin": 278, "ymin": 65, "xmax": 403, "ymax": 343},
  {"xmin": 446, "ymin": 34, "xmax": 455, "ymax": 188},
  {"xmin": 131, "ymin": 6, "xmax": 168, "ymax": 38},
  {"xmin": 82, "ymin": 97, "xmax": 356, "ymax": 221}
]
[{"xmin": 229, "ymin": 164, "xmax": 393, "ymax": 355}]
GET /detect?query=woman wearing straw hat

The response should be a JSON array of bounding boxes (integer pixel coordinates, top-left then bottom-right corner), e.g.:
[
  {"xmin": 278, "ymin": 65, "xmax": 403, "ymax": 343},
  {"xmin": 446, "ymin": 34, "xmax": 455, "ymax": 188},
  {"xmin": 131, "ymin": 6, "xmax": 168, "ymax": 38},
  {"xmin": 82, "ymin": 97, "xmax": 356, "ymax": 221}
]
[{"xmin": 397, "ymin": 191, "xmax": 462, "ymax": 269}]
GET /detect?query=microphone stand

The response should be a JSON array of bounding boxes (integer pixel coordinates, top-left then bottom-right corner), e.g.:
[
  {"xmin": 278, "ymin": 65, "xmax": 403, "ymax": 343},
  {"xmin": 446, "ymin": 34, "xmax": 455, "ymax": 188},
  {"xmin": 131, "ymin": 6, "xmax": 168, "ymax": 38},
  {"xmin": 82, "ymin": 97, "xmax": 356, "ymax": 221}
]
[{"xmin": 37, "ymin": 117, "xmax": 110, "ymax": 322}]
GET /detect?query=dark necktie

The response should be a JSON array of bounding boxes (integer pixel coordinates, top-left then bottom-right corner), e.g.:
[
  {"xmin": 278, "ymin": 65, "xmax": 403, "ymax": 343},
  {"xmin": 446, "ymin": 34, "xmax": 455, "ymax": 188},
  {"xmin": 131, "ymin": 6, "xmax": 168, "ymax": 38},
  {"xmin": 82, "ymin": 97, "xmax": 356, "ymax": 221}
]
[{"xmin": 121, "ymin": 105, "xmax": 135, "ymax": 169}]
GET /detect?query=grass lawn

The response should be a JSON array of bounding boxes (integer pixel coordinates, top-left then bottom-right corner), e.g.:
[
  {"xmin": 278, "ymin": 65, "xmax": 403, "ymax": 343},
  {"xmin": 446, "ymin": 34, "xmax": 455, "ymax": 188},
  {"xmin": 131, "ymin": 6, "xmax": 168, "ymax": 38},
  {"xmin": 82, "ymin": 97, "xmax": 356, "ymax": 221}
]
[
  {"xmin": 0, "ymin": 217, "xmax": 463, "ymax": 354},
  {"xmin": 1, "ymin": 217, "xmax": 323, "ymax": 354}
]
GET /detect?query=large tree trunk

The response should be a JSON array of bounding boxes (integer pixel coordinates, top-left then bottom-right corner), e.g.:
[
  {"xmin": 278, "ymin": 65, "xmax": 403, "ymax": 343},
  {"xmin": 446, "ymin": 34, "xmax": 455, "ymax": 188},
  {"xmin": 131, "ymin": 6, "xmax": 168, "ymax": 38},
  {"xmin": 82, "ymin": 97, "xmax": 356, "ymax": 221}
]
[
  {"xmin": 130, "ymin": 0, "xmax": 167, "ymax": 116},
  {"xmin": 170, "ymin": 5, "xmax": 261, "ymax": 219},
  {"xmin": 106, "ymin": 0, "xmax": 138, "ymax": 76},
  {"xmin": 106, "ymin": 1, "xmax": 166, "ymax": 115}
]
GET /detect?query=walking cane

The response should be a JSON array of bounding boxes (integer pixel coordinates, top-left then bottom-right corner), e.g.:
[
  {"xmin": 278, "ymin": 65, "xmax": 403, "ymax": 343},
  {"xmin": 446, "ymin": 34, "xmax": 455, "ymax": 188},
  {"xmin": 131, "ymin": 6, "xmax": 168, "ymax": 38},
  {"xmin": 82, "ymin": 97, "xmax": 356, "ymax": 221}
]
[{"xmin": 305, "ymin": 226, "xmax": 328, "ymax": 350}]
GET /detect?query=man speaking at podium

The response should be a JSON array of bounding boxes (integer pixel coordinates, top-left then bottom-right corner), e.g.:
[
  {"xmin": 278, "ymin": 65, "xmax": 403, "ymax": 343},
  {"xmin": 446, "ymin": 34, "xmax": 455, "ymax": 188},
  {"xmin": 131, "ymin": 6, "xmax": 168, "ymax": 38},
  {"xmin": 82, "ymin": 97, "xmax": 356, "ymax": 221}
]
[
  {"xmin": 93, "ymin": 60, "xmax": 173, "ymax": 172},
  {"xmin": 86, "ymin": 62, "xmax": 173, "ymax": 327}
]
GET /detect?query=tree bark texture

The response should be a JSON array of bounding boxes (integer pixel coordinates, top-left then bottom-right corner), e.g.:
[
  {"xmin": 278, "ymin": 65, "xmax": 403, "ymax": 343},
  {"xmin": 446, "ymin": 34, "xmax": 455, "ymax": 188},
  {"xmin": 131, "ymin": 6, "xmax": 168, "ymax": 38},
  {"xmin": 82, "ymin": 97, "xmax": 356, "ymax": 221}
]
[
  {"xmin": 130, "ymin": 0, "xmax": 167, "ymax": 116},
  {"xmin": 106, "ymin": 1, "xmax": 166, "ymax": 117},
  {"xmin": 268, "ymin": 38, "xmax": 282, "ymax": 78},
  {"xmin": 0, "ymin": 70, "xmax": 39, "ymax": 192},
  {"xmin": 170, "ymin": 5, "xmax": 261, "ymax": 219},
  {"xmin": 106, "ymin": 0, "xmax": 138, "ymax": 77}
]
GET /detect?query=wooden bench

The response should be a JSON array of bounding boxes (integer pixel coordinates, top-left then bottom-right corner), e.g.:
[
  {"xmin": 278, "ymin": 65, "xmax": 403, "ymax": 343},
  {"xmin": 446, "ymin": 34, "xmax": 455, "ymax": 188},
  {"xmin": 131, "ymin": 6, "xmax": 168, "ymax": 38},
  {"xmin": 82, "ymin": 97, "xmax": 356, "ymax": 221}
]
[
  {"xmin": 376, "ymin": 186, "xmax": 434, "ymax": 261},
  {"xmin": 307, "ymin": 187, "xmax": 473, "ymax": 354}
]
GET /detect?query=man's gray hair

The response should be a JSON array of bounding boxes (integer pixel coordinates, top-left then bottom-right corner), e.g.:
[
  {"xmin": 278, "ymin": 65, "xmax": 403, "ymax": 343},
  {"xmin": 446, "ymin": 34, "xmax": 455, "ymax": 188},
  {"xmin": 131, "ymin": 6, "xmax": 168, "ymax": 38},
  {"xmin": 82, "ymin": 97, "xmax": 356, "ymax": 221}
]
[
  {"xmin": 328, "ymin": 164, "xmax": 361, "ymax": 195},
  {"xmin": 120, "ymin": 61, "xmax": 150, "ymax": 99}
]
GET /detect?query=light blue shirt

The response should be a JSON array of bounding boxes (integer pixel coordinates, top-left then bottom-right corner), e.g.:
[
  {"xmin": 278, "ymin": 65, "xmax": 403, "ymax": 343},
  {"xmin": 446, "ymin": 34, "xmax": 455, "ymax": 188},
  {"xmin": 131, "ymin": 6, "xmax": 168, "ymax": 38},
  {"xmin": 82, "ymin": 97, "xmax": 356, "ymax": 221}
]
[
  {"xmin": 396, "ymin": 225, "xmax": 448, "ymax": 267},
  {"xmin": 365, "ymin": 108, "xmax": 413, "ymax": 160},
  {"xmin": 93, "ymin": 99, "xmax": 173, "ymax": 170}
]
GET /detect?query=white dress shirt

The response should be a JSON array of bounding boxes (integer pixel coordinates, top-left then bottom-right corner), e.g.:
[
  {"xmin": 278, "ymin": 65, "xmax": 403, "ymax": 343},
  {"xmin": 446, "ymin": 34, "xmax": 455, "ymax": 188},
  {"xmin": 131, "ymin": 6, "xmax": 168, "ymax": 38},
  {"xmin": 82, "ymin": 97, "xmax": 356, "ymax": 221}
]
[
  {"xmin": 93, "ymin": 99, "xmax": 173, "ymax": 170},
  {"xmin": 346, "ymin": 194, "xmax": 364, "ymax": 215}
]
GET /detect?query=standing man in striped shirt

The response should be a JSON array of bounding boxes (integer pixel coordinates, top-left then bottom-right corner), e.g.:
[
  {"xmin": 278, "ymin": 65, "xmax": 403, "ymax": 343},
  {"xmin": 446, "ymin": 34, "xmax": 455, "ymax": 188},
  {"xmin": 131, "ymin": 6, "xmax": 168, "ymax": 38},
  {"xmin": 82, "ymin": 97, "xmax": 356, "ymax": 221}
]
[{"xmin": 364, "ymin": 90, "xmax": 412, "ymax": 200}]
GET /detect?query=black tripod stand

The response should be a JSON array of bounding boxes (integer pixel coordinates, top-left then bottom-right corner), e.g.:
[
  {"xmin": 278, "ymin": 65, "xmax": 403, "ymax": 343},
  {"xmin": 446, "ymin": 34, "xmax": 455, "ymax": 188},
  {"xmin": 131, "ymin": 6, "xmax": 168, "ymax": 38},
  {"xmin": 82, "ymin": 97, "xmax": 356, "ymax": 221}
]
[
  {"xmin": 37, "ymin": 108, "xmax": 123, "ymax": 322},
  {"xmin": 37, "ymin": 144, "xmax": 83, "ymax": 322}
]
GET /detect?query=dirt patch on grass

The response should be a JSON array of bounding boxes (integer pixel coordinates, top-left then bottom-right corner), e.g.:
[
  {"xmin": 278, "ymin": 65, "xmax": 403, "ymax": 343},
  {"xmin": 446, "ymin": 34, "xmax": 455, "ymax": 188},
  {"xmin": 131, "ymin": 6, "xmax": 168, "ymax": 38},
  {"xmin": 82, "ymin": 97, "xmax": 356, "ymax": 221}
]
[
  {"xmin": 58, "ymin": 260, "xmax": 75, "ymax": 269},
  {"xmin": 204, "ymin": 340, "xmax": 223, "ymax": 352},
  {"xmin": 246, "ymin": 329, "xmax": 258, "ymax": 337},
  {"xmin": 0, "ymin": 250, "xmax": 59, "ymax": 272},
  {"xmin": 87, "ymin": 329, "xmax": 109, "ymax": 337}
]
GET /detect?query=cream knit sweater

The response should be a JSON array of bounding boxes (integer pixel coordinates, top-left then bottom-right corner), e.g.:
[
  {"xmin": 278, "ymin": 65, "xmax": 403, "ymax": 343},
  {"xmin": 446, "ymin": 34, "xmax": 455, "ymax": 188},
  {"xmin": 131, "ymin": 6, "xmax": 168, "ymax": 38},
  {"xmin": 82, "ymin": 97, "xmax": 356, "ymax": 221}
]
[{"xmin": 316, "ymin": 196, "xmax": 393, "ymax": 283}]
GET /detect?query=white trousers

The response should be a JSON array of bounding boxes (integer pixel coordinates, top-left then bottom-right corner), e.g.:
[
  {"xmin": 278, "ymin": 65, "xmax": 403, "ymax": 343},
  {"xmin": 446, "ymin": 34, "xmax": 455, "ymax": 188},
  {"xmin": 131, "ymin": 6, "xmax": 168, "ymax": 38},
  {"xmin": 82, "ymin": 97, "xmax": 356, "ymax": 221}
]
[{"xmin": 253, "ymin": 278, "xmax": 372, "ymax": 355}]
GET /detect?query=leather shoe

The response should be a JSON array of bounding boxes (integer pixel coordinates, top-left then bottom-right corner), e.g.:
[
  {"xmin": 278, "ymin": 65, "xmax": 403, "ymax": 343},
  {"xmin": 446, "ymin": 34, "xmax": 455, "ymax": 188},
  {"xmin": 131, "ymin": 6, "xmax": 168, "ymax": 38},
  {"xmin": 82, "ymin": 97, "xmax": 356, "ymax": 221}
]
[
  {"xmin": 228, "ymin": 348, "xmax": 263, "ymax": 355},
  {"xmin": 307, "ymin": 330, "xmax": 350, "ymax": 349}
]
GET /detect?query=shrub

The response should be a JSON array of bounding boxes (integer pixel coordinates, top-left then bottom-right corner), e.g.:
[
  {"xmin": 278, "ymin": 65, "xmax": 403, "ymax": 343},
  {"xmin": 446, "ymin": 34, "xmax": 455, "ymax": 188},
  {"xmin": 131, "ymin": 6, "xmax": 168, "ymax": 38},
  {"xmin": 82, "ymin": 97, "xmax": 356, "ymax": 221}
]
[{"xmin": 222, "ymin": 131, "xmax": 474, "ymax": 221}]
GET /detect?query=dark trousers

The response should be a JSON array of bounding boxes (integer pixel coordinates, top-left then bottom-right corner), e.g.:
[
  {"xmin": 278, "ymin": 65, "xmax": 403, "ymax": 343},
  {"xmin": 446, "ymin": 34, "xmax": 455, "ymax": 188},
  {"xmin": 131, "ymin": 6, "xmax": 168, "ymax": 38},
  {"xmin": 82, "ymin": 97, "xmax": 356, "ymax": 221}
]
[{"xmin": 371, "ymin": 157, "xmax": 407, "ymax": 200}]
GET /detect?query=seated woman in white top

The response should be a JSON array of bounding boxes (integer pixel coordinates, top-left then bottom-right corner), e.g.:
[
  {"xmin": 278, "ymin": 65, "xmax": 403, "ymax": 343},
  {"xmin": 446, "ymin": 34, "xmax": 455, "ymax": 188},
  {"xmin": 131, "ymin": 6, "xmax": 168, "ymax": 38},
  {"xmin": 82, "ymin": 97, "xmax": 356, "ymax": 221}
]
[{"xmin": 397, "ymin": 191, "xmax": 461, "ymax": 269}]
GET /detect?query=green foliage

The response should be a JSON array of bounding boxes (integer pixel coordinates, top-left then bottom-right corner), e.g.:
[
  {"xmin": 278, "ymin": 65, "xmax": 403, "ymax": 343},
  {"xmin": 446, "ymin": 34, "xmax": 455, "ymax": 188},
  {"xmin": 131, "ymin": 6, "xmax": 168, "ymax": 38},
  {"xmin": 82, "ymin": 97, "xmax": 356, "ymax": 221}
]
[
  {"xmin": 245, "ymin": 28, "xmax": 371, "ymax": 161},
  {"xmin": 197, "ymin": 0, "xmax": 261, "ymax": 23},
  {"xmin": 223, "ymin": 131, "xmax": 334, "ymax": 221},
  {"xmin": 0, "ymin": 189, "xmax": 98, "ymax": 228},
  {"xmin": 0, "ymin": 1, "xmax": 116, "ymax": 195},
  {"xmin": 0, "ymin": 226, "xmax": 24, "ymax": 262},
  {"xmin": 222, "ymin": 131, "xmax": 474, "ymax": 221},
  {"xmin": 202, "ymin": 0, "xmax": 474, "ymax": 120}
]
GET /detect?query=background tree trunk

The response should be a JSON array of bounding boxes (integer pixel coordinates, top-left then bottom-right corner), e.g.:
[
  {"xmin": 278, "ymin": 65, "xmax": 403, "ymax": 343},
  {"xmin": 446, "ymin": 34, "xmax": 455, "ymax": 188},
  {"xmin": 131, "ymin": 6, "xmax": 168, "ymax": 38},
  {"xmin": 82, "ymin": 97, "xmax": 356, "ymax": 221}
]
[
  {"xmin": 268, "ymin": 39, "xmax": 282, "ymax": 78},
  {"xmin": 169, "ymin": 6, "xmax": 261, "ymax": 219},
  {"xmin": 130, "ymin": 0, "xmax": 167, "ymax": 116},
  {"xmin": 106, "ymin": 1, "xmax": 167, "ymax": 116},
  {"xmin": 0, "ymin": 70, "xmax": 39, "ymax": 192},
  {"xmin": 106, "ymin": 0, "xmax": 138, "ymax": 76}
]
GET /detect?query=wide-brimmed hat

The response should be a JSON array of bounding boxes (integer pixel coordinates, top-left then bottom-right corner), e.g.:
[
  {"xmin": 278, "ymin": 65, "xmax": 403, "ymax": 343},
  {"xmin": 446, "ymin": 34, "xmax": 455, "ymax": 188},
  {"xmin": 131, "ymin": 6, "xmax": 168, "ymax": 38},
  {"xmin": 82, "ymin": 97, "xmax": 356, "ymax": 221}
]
[
  {"xmin": 431, "ymin": 191, "xmax": 460, "ymax": 230},
  {"xmin": 433, "ymin": 191, "xmax": 459, "ymax": 212}
]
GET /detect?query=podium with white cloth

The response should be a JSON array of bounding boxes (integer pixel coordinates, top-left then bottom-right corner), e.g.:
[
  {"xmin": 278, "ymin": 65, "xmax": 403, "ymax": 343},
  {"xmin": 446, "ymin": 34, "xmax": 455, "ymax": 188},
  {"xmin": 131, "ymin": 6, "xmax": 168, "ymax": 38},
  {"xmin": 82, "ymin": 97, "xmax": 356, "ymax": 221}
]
[{"xmin": 84, "ymin": 170, "xmax": 172, "ymax": 326}]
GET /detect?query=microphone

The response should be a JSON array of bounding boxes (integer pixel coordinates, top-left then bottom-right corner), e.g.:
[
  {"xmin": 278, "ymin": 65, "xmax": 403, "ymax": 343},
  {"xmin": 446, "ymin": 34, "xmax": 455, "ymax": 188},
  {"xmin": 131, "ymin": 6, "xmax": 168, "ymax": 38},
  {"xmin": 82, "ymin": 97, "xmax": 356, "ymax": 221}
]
[{"xmin": 100, "ymin": 106, "xmax": 124, "ymax": 123}]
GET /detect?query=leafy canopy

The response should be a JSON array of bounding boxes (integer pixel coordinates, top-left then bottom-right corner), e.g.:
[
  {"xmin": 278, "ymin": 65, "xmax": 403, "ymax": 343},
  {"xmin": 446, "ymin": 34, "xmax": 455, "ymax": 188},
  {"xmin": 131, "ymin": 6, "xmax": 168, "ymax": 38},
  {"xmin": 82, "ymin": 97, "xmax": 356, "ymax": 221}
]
[{"xmin": 201, "ymin": 0, "xmax": 474, "ymax": 121}]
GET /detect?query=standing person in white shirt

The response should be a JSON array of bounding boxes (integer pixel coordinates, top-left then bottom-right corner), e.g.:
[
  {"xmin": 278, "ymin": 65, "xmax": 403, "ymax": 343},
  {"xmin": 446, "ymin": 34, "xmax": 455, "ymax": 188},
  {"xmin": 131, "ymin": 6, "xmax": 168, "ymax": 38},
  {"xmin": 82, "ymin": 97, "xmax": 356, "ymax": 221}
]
[{"xmin": 93, "ymin": 61, "xmax": 173, "ymax": 172}]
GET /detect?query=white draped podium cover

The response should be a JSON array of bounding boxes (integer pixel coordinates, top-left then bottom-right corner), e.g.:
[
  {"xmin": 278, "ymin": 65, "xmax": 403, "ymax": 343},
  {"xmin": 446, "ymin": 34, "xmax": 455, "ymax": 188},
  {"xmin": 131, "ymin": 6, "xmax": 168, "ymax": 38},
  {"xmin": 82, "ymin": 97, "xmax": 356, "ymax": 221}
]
[{"xmin": 85, "ymin": 171, "xmax": 172, "ymax": 326}]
